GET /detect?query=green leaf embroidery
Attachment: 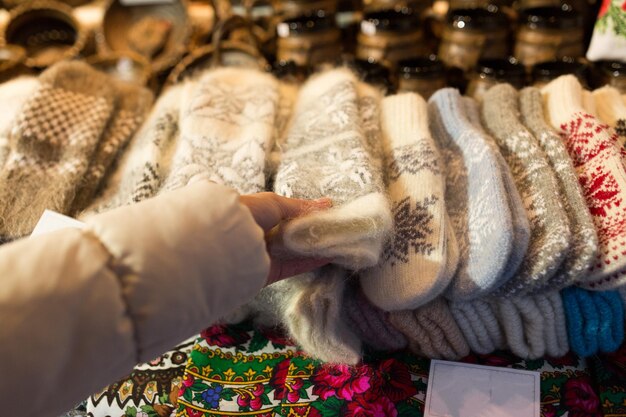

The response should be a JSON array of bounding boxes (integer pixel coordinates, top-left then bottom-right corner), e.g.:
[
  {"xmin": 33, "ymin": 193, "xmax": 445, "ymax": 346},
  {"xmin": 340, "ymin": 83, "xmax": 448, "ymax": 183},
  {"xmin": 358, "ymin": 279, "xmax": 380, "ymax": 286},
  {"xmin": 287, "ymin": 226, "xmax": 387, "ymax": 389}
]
[
  {"xmin": 194, "ymin": 392, "xmax": 204, "ymax": 402},
  {"xmin": 248, "ymin": 331, "xmax": 269, "ymax": 352},
  {"xmin": 183, "ymin": 388, "xmax": 193, "ymax": 403},
  {"xmin": 396, "ymin": 402, "xmax": 418, "ymax": 417},
  {"xmin": 191, "ymin": 382, "xmax": 210, "ymax": 391},
  {"xmin": 125, "ymin": 406, "xmax": 137, "ymax": 417},
  {"xmin": 312, "ymin": 396, "xmax": 344, "ymax": 417},
  {"xmin": 299, "ymin": 389, "xmax": 310, "ymax": 400},
  {"xmin": 221, "ymin": 388, "xmax": 235, "ymax": 401},
  {"xmin": 159, "ymin": 393, "xmax": 170, "ymax": 404},
  {"xmin": 140, "ymin": 404, "xmax": 158, "ymax": 417},
  {"xmin": 261, "ymin": 392, "xmax": 272, "ymax": 405},
  {"xmin": 524, "ymin": 359, "xmax": 545, "ymax": 371}
]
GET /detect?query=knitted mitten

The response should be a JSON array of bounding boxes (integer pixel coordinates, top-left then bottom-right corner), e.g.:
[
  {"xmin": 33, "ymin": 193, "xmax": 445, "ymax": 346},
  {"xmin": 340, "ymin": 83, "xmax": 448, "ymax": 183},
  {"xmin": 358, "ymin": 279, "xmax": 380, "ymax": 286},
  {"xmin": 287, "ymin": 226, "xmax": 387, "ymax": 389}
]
[
  {"xmin": 582, "ymin": 90, "xmax": 600, "ymax": 119},
  {"xmin": 0, "ymin": 61, "xmax": 115, "ymax": 237},
  {"xmin": 543, "ymin": 75, "xmax": 626, "ymax": 289},
  {"xmin": 463, "ymin": 97, "xmax": 531, "ymax": 283},
  {"xmin": 86, "ymin": 85, "xmax": 182, "ymax": 213},
  {"xmin": 389, "ymin": 298, "xmax": 470, "ymax": 360},
  {"xmin": 428, "ymin": 89, "xmax": 514, "ymax": 300},
  {"xmin": 248, "ymin": 267, "xmax": 363, "ymax": 365},
  {"xmin": 0, "ymin": 76, "xmax": 40, "ymax": 170},
  {"xmin": 162, "ymin": 67, "xmax": 279, "ymax": 194},
  {"xmin": 449, "ymin": 299, "xmax": 506, "ymax": 355},
  {"xmin": 274, "ymin": 69, "xmax": 392, "ymax": 270},
  {"xmin": 71, "ymin": 81, "xmax": 154, "ymax": 214},
  {"xmin": 343, "ymin": 286, "xmax": 408, "ymax": 351},
  {"xmin": 481, "ymin": 84, "xmax": 571, "ymax": 296},
  {"xmin": 562, "ymin": 287, "xmax": 625, "ymax": 356},
  {"xmin": 535, "ymin": 291, "xmax": 569, "ymax": 357},
  {"xmin": 519, "ymin": 87, "xmax": 599, "ymax": 289},
  {"xmin": 593, "ymin": 85, "xmax": 626, "ymax": 150},
  {"xmin": 360, "ymin": 93, "xmax": 449, "ymax": 310},
  {"xmin": 495, "ymin": 297, "xmax": 545, "ymax": 359}
]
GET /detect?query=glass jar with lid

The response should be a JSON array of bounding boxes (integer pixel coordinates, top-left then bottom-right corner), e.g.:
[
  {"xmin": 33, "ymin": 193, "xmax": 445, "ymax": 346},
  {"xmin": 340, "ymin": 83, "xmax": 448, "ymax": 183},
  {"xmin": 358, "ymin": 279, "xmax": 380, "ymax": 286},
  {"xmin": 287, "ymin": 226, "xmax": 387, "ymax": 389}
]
[
  {"xmin": 438, "ymin": 7, "xmax": 510, "ymax": 72},
  {"xmin": 514, "ymin": 6, "xmax": 583, "ymax": 67},
  {"xmin": 531, "ymin": 57, "xmax": 588, "ymax": 88},
  {"xmin": 356, "ymin": 8, "xmax": 428, "ymax": 68},
  {"xmin": 272, "ymin": 0, "xmax": 338, "ymax": 17},
  {"xmin": 397, "ymin": 55, "xmax": 446, "ymax": 98},
  {"xmin": 466, "ymin": 57, "xmax": 525, "ymax": 100},
  {"xmin": 276, "ymin": 10, "xmax": 342, "ymax": 69}
]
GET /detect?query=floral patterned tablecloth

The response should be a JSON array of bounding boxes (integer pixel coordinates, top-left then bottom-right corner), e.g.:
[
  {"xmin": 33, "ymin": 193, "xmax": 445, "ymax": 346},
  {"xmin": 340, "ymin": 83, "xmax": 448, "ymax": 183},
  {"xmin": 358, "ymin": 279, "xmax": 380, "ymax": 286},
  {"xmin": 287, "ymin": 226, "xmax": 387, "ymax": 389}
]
[{"xmin": 85, "ymin": 321, "xmax": 626, "ymax": 417}]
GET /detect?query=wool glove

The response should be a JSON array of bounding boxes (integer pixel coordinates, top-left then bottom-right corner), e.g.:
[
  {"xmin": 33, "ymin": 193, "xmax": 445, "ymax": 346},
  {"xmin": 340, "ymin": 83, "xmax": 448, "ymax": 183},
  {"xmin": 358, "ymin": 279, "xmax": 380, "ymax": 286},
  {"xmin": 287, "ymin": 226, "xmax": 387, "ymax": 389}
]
[
  {"xmin": 86, "ymin": 85, "xmax": 182, "ymax": 213},
  {"xmin": 481, "ymin": 83, "xmax": 571, "ymax": 297},
  {"xmin": 0, "ymin": 61, "xmax": 115, "ymax": 237},
  {"xmin": 543, "ymin": 75, "xmax": 626, "ymax": 289},
  {"xmin": 360, "ymin": 93, "xmax": 450, "ymax": 311},
  {"xmin": 428, "ymin": 89, "xmax": 514, "ymax": 300},
  {"xmin": 274, "ymin": 69, "xmax": 392, "ymax": 270},
  {"xmin": 71, "ymin": 81, "xmax": 154, "ymax": 214},
  {"xmin": 389, "ymin": 298, "xmax": 470, "ymax": 360},
  {"xmin": 519, "ymin": 87, "xmax": 599, "ymax": 289},
  {"xmin": 162, "ymin": 67, "xmax": 279, "ymax": 194}
]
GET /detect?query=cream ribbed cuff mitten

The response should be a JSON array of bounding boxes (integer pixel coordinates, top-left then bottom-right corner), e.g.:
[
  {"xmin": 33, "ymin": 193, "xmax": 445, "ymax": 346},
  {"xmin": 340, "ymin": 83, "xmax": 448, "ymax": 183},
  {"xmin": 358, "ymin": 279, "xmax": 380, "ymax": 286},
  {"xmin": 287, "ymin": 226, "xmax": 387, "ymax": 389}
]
[
  {"xmin": 343, "ymin": 286, "xmax": 408, "ymax": 352},
  {"xmin": 274, "ymin": 69, "xmax": 392, "ymax": 270},
  {"xmin": 482, "ymin": 84, "xmax": 571, "ymax": 296},
  {"xmin": 543, "ymin": 75, "xmax": 626, "ymax": 289},
  {"xmin": 71, "ymin": 81, "xmax": 154, "ymax": 214},
  {"xmin": 86, "ymin": 85, "xmax": 182, "ymax": 213},
  {"xmin": 0, "ymin": 62, "xmax": 115, "ymax": 237},
  {"xmin": 389, "ymin": 298, "xmax": 469, "ymax": 360},
  {"xmin": 519, "ymin": 87, "xmax": 599, "ymax": 289},
  {"xmin": 162, "ymin": 67, "xmax": 279, "ymax": 194},
  {"xmin": 428, "ymin": 89, "xmax": 515, "ymax": 300},
  {"xmin": 360, "ymin": 93, "xmax": 450, "ymax": 311},
  {"xmin": 0, "ymin": 76, "xmax": 40, "ymax": 170}
]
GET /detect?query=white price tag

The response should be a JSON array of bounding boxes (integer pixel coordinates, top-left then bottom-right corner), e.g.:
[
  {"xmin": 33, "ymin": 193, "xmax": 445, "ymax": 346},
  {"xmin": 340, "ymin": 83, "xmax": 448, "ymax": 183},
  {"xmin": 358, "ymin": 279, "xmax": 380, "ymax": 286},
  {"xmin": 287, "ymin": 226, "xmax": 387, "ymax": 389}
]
[
  {"xmin": 424, "ymin": 360, "xmax": 540, "ymax": 417},
  {"xmin": 31, "ymin": 210, "xmax": 85, "ymax": 237}
]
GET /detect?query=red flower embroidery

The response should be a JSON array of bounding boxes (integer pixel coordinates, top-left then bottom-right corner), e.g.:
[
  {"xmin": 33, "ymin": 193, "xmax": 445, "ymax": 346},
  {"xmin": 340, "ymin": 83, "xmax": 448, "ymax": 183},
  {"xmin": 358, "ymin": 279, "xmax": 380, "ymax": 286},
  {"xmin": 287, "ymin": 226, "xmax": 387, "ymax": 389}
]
[
  {"xmin": 312, "ymin": 364, "xmax": 371, "ymax": 401},
  {"xmin": 200, "ymin": 324, "xmax": 250, "ymax": 347},
  {"xmin": 291, "ymin": 406, "xmax": 321, "ymax": 417},
  {"xmin": 285, "ymin": 378, "xmax": 304, "ymax": 403},
  {"xmin": 236, "ymin": 384, "xmax": 266, "ymax": 410},
  {"xmin": 269, "ymin": 359, "xmax": 290, "ymax": 400},
  {"xmin": 182, "ymin": 374, "xmax": 195, "ymax": 388},
  {"xmin": 542, "ymin": 403, "xmax": 557, "ymax": 417},
  {"xmin": 563, "ymin": 377, "xmax": 602, "ymax": 417},
  {"xmin": 183, "ymin": 406, "xmax": 204, "ymax": 417},
  {"xmin": 371, "ymin": 359, "xmax": 417, "ymax": 402},
  {"xmin": 262, "ymin": 327, "xmax": 294, "ymax": 346},
  {"xmin": 345, "ymin": 391, "xmax": 398, "ymax": 417},
  {"xmin": 545, "ymin": 352, "xmax": 578, "ymax": 368},
  {"xmin": 599, "ymin": 0, "xmax": 611, "ymax": 16}
]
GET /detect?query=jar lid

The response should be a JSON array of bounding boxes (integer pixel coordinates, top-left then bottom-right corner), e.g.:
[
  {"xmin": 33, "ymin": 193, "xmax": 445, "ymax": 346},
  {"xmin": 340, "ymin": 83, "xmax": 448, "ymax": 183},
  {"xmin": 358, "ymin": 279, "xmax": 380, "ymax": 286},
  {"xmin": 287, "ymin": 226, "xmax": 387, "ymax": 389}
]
[
  {"xmin": 360, "ymin": 8, "xmax": 420, "ymax": 34},
  {"xmin": 531, "ymin": 58, "xmax": 587, "ymax": 81},
  {"xmin": 476, "ymin": 57, "xmax": 524, "ymax": 79},
  {"xmin": 600, "ymin": 60, "xmax": 626, "ymax": 77},
  {"xmin": 520, "ymin": 6, "xmax": 582, "ymax": 30},
  {"xmin": 398, "ymin": 55, "xmax": 445, "ymax": 77},
  {"xmin": 447, "ymin": 7, "xmax": 508, "ymax": 30},
  {"xmin": 272, "ymin": 59, "xmax": 309, "ymax": 79},
  {"xmin": 277, "ymin": 10, "xmax": 336, "ymax": 36}
]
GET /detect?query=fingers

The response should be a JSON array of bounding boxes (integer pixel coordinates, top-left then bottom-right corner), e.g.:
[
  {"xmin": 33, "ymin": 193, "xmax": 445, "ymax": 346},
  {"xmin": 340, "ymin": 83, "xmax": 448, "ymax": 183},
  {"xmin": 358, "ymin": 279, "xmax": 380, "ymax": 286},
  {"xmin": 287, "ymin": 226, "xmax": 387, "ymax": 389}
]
[
  {"xmin": 266, "ymin": 257, "xmax": 332, "ymax": 285},
  {"xmin": 240, "ymin": 192, "xmax": 332, "ymax": 233}
]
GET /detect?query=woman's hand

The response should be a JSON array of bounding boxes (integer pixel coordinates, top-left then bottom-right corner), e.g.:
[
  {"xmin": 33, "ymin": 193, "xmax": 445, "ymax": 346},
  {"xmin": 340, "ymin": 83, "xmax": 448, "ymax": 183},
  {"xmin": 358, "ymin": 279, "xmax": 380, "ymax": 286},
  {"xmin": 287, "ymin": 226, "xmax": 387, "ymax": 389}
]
[{"xmin": 239, "ymin": 192, "xmax": 332, "ymax": 285}]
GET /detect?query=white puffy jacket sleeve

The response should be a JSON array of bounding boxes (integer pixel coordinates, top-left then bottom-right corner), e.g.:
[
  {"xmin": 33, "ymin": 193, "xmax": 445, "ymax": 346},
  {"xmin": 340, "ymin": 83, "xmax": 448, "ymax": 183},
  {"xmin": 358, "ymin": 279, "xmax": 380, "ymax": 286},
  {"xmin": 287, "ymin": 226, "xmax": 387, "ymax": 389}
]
[{"xmin": 0, "ymin": 180, "xmax": 270, "ymax": 417}]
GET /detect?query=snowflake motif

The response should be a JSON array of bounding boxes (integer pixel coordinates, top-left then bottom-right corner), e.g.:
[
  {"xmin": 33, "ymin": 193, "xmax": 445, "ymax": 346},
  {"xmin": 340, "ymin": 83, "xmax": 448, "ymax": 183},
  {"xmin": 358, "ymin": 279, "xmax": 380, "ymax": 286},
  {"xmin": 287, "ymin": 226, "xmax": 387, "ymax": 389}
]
[
  {"xmin": 387, "ymin": 142, "xmax": 441, "ymax": 182},
  {"xmin": 383, "ymin": 195, "xmax": 437, "ymax": 266}
]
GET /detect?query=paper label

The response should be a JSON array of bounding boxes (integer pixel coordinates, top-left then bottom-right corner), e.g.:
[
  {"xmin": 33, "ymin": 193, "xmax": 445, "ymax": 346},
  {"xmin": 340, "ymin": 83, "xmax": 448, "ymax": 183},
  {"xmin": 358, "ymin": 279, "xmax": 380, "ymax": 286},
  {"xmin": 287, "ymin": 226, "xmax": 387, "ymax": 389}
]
[
  {"xmin": 424, "ymin": 360, "xmax": 540, "ymax": 417},
  {"xmin": 31, "ymin": 210, "xmax": 85, "ymax": 237}
]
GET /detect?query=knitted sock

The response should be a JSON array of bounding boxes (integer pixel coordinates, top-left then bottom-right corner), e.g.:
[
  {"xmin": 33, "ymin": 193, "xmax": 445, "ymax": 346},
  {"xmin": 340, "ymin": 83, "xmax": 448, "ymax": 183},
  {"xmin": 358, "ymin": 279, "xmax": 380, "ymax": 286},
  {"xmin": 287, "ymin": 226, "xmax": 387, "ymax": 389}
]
[
  {"xmin": 86, "ymin": 85, "xmax": 183, "ymax": 213},
  {"xmin": 449, "ymin": 299, "xmax": 506, "ymax": 355},
  {"xmin": 0, "ymin": 61, "xmax": 115, "ymax": 237},
  {"xmin": 563, "ymin": 287, "xmax": 601, "ymax": 357},
  {"xmin": 162, "ymin": 67, "xmax": 279, "ymax": 194},
  {"xmin": 462, "ymin": 97, "xmax": 531, "ymax": 284},
  {"xmin": 359, "ymin": 93, "xmax": 448, "ymax": 311},
  {"xmin": 250, "ymin": 268, "xmax": 362, "ymax": 365},
  {"xmin": 543, "ymin": 75, "xmax": 626, "ymax": 289},
  {"xmin": 0, "ymin": 76, "xmax": 40, "ymax": 169},
  {"xmin": 71, "ymin": 81, "xmax": 154, "ymax": 214},
  {"xmin": 519, "ymin": 87, "xmax": 599, "ymax": 289},
  {"xmin": 593, "ymin": 86, "xmax": 626, "ymax": 149},
  {"xmin": 495, "ymin": 297, "xmax": 545, "ymax": 359},
  {"xmin": 274, "ymin": 69, "xmax": 392, "ymax": 270},
  {"xmin": 535, "ymin": 291, "xmax": 570, "ymax": 358},
  {"xmin": 428, "ymin": 89, "xmax": 514, "ymax": 300},
  {"xmin": 342, "ymin": 286, "xmax": 408, "ymax": 352},
  {"xmin": 388, "ymin": 298, "xmax": 469, "ymax": 360},
  {"xmin": 620, "ymin": 286, "xmax": 626, "ymax": 306},
  {"xmin": 481, "ymin": 83, "xmax": 571, "ymax": 296}
]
